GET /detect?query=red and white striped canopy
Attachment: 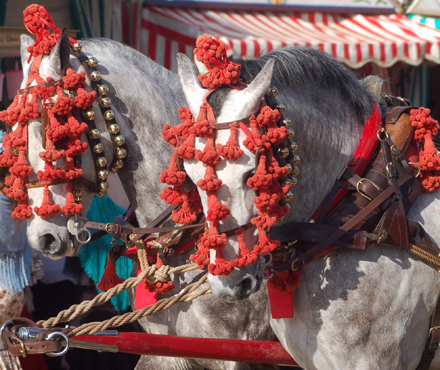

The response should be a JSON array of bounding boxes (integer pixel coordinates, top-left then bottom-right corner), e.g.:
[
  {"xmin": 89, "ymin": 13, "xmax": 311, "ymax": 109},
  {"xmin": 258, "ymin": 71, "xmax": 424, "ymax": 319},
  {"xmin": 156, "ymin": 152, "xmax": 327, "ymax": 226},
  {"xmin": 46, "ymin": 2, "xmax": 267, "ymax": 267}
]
[{"xmin": 140, "ymin": 6, "xmax": 440, "ymax": 72}]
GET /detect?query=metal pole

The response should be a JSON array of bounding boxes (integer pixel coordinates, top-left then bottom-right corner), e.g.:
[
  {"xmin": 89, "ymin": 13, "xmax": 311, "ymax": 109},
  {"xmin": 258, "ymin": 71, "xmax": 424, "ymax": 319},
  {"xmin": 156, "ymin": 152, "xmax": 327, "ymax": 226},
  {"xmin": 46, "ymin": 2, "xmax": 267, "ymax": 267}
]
[{"xmin": 73, "ymin": 332, "xmax": 299, "ymax": 367}]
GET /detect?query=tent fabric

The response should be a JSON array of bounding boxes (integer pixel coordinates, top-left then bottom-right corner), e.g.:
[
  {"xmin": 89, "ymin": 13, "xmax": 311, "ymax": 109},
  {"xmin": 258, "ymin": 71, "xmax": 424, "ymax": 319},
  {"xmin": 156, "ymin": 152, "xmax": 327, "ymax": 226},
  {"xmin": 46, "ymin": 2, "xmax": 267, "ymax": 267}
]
[
  {"xmin": 140, "ymin": 6, "xmax": 440, "ymax": 71},
  {"xmin": 409, "ymin": 14, "xmax": 440, "ymax": 30}
]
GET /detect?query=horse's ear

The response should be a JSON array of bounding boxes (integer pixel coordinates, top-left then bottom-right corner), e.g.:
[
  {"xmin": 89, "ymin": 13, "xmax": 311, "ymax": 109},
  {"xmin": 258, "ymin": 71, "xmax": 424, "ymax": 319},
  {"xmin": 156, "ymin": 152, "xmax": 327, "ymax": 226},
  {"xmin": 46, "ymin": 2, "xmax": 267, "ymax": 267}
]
[
  {"xmin": 46, "ymin": 28, "xmax": 70, "ymax": 76},
  {"xmin": 177, "ymin": 53, "xmax": 206, "ymax": 116},
  {"xmin": 241, "ymin": 58, "xmax": 275, "ymax": 106},
  {"xmin": 20, "ymin": 34, "xmax": 34, "ymax": 68}
]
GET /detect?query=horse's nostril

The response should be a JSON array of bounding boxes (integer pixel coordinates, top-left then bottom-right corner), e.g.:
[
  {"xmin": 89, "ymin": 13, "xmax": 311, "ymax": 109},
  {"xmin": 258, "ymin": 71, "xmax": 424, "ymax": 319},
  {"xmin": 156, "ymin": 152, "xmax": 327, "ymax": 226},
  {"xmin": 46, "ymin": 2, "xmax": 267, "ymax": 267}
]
[
  {"xmin": 40, "ymin": 233, "xmax": 60, "ymax": 253},
  {"xmin": 239, "ymin": 277, "xmax": 253, "ymax": 294}
]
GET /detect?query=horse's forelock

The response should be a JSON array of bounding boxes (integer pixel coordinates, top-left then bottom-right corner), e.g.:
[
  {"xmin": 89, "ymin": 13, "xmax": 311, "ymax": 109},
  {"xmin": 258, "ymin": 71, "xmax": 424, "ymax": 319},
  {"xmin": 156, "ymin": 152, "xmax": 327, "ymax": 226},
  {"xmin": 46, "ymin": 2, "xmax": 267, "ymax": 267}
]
[{"xmin": 206, "ymin": 86, "xmax": 234, "ymax": 118}]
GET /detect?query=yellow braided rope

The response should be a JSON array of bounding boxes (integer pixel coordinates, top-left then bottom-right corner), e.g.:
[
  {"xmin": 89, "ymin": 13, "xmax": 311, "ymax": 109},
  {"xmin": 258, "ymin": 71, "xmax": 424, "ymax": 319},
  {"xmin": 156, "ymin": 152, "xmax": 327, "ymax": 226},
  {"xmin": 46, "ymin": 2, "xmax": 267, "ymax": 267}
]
[{"xmin": 408, "ymin": 243, "xmax": 440, "ymax": 270}]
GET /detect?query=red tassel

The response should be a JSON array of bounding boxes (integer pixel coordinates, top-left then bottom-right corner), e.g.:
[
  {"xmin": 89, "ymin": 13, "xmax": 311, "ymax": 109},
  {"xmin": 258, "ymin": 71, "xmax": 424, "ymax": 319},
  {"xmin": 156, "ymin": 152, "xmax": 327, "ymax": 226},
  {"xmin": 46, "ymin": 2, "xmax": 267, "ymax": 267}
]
[
  {"xmin": 97, "ymin": 252, "xmax": 124, "ymax": 291},
  {"xmin": 61, "ymin": 183, "xmax": 83, "ymax": 215},
  {"xmin": 268, "ymin": 270, "xmax": 300, "ymax": 294},
  {"xmin": 34, "ymin": 184, "xmax": 60, "ymax": 219},
  {"xmin": 217, "ymin": 122, "xmax": 244, "ymax": 161},
  {"xmin": 12, "ymin": 199, "xmax": 32, "ymax": 220},
  {"xmin": 160, "ymin": 153, "xmax": 186, "ymax": 186},
  {"xmin": 247, "ymin": 153, "xmax": 273, "ymax": 191}
]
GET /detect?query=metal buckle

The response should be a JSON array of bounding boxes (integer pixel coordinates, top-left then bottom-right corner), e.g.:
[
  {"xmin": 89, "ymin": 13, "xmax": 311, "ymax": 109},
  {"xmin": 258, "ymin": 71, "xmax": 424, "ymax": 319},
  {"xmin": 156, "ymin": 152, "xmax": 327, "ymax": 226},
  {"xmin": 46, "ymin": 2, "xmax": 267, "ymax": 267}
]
[
  {"xmin": 291, "ymin": 258, "xmax": 299, "ymax": 271},
  {"xmin": 409, "ymin": 162, "xmax": 421, "ymax": 178},
  {"xmin": 105, "ymin": 223, "xmax": 113, "ymax": 233},
  {"xmin": 428, "ymin": 326, "xmax": 440, "ymax": 339},
  {"xmin": 356, "ymin": 178, "xmax": 382, "ymax": 202}
]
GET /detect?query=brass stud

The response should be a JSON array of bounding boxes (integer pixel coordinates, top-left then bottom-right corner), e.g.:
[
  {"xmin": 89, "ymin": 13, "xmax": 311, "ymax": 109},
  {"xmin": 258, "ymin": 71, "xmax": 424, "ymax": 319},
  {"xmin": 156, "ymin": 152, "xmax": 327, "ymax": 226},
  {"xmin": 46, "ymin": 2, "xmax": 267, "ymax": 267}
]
[
  {"xmin": 98, "ymin": 170, "xmax": 109, "ymax": 181},
  {"xmin": 93, "ymin": 143, "xmax": 104, "ymax": 154},
  {"xmin": 109, "ymin": 159, "xmax": 124, "ymax": 173},
  {"xmin": 283, "ymin": 177, "xmax": 297, "ymax": 188},
  {"xmin": 98, "ymin": 84, "xmax": 109, "ymax": 95},
  {"xmin": 97, "ymin": 191, "xmax": 107, "ymax": 198},
  {"xmin": 290, "ymin": 154, "xmax": 300, "ymax": 166},
  {"xmin": 90, "ymin": 71, "xmax": 101, "ymax": 81},
  {"xmin": 10, "ymin": 147, "xmax": 19, "ymax": 156},
  {"xmin": 278, "ymin": 147, "xmax": 289, "ymax": 158},
  {"xmin": 276, "ymin": 216, "xmax": 284, "ymax": 223},
  {"xmin": 108, "ymin": 124, "xmax": 120, "ymax": 135},
  {"xmin": 87, "ymin": 57, "xmax": 99, "ymax": 68},
  {"xmin": 88, "ymin": 129, "xmax": 100, "ymax": 139},
  {"xmin": 100, "ymin": 96, "xmax": 111, "ymax": 108},
  {"xmin": 267, "ymin": 87, "xmax": 278, "ymax": 98},
  {"xmin": 282, "ymin": 118, "xmax": 291, "ymax": 128},
  {"xmin": 276, "ymin": 103, "xmax": 286, "ymax": 114},
  {"xmin": 75, "ymin": 196, "xmax": 82, "ymax": 202},
  {"xmin": 85, "ymin": 110, "xmax": 96, "ymax": 120},
  {"xmin": 116, "ymin": 147, "xmax": 127, "ymax": 159},
  {"xmin": 99, "ymin": 181, "xmax": 109, "ymax": 191},
  {"xmin": 72, "ymin": 43, "xmax": 82, "ymax": 52},
  {"xmin": 287, "ymin": 128, "xmax": 295, "ymax": 140},
  {"xmin": 289, "ymin": 142, "xmax": 298, "ymax": 152},
  {"xmin": 114, "ymin": 135, "xmax": 125, "ymax": 146},
  {"xmin": 96, "ymin": 157, "xmax": 107, "ymax": 167},
  {"xmin": 104, "ymin": 110, "xmax": 115, "ymax": 121},
  {"xmin": 283, "ymin": 190, "xmax": 294, "ymax": 202},
  {"xmin": 290, "ymin": 166, "xmax": 300, "ymax": 177}
]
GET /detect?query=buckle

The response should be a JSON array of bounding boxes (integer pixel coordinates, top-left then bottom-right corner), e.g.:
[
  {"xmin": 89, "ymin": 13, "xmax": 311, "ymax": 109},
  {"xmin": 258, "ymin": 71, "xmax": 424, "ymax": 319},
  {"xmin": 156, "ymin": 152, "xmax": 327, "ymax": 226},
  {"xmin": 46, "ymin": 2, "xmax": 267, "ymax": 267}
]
[
  {"xmin": 428, "ymin": 326, "xmax": 440, "ymax": 340},
  {"xmin": 356, "ymin": 178, "xmax": 382, "ymax": 202},
  {"xmin": 105, "ymin": 223, "xmax": 113, "ymax": 233}
]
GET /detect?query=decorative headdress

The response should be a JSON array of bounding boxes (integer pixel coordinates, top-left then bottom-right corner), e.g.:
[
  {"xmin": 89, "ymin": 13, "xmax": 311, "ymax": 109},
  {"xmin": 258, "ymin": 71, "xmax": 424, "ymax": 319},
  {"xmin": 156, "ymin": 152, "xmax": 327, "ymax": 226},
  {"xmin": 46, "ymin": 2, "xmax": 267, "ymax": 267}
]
[
  {"xmin": 0, "ymin": 4, "xmax": 95, "ymax": 219},
  {"xmin": 161, "ymin": 34, "xmax": 291, "ymax": 275}
]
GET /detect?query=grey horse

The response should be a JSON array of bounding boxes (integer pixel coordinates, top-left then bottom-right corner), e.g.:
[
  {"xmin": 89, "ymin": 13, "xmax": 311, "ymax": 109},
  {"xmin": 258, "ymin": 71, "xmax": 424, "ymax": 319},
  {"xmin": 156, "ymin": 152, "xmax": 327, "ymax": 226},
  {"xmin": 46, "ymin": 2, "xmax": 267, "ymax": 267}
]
[
  {"xmin": 17, "ymin": 31, "xmax": 277, "ymax": 370},
  {"xmin": 176, "ymin": 48, "xmax": 440, "ymax": 370}
]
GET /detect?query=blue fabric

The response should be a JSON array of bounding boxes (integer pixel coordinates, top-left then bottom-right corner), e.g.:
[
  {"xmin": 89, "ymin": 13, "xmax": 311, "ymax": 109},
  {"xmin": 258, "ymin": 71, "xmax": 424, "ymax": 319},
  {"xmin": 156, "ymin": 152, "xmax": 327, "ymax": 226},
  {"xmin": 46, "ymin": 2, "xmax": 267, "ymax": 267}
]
[
  {"xmin": 0, "ymin": 194, "xmax": 31, "ymax": 291},
  {"xmin": 79, "ymin": 194, "xmax": 132, "ymax": 311}
]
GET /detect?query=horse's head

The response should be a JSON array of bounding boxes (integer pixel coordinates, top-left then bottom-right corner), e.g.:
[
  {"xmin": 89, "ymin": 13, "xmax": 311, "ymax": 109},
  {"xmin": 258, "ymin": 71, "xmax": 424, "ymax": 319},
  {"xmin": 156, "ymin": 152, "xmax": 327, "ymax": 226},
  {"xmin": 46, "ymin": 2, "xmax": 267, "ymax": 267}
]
[
  {"xmin": 176, "ymin": 53, "xmax": 281, "ymax": 300},
  {"xmin": 3, "ymin": 30, "xmax": 116, "ymax": 259}
]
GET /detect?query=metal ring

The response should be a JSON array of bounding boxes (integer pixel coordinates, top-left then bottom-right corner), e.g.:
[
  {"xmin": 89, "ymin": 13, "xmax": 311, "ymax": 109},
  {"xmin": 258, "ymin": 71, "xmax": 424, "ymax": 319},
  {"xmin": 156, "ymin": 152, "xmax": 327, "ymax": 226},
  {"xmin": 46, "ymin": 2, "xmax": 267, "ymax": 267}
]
[
  {"xmin": 46, "ymin": 332, "xmax": 70, "ymax": 357},
  {"xmin": 409, "ymin": 162, "xmax": 421, "ymax": 178},
  {"xmin": 261, "ymin": 252, "xmax": 273, "ymax": 266},
  {"xmin": 75, "ymin": 228, "xmax": 91, "ymax": 244},
  {"xmin": 0, "ymin": 321, "xmax": 15, "ymax": 344},
  {"xmin": 376, "ymin": 128, "xmax": 389, "ymax": 142},
  {"xmin": 291, "ymin": 258, "xmax": 299, "ymax": 271}
]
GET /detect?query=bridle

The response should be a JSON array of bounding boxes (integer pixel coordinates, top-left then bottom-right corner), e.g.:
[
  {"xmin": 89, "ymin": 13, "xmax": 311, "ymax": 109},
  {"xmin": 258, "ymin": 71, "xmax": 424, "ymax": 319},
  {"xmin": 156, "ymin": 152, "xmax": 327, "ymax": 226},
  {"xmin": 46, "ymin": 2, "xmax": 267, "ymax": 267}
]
[{"xmin": 8, "ymin": 42, "xmax": 128, "ymax": 243}]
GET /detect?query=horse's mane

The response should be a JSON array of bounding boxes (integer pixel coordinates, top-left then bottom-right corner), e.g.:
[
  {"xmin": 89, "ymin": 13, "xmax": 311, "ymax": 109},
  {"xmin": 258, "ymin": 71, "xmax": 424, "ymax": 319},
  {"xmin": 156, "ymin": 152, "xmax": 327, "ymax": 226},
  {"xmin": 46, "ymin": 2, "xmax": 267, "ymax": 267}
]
[
  {"xmin": 80, "ymin": 38, "xmax": 181, "ymax": 92},
  {"xmin": 234, "ymin": 47, "xmax": 375, "ymax": 124}
]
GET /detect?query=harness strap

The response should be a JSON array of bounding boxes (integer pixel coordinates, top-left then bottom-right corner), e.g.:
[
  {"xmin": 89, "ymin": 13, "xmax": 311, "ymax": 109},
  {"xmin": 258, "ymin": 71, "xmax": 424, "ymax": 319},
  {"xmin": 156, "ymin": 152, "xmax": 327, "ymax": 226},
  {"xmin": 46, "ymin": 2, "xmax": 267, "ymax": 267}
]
[
  {"xmin": 416, "ymin": 294, "xmax": 440, "ymax": 370},
  {"xmin": 271, "ymin": 172, "xmax": 414, "ymax": 274}
]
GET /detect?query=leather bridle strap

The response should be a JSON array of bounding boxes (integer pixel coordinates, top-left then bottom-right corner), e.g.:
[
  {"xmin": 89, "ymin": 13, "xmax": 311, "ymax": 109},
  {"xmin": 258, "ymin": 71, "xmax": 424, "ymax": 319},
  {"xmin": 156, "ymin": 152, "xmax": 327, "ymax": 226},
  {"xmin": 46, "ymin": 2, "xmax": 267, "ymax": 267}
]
[{"xmin": 271, "ymin": 172, "xmax": 414, "ymax": 274}]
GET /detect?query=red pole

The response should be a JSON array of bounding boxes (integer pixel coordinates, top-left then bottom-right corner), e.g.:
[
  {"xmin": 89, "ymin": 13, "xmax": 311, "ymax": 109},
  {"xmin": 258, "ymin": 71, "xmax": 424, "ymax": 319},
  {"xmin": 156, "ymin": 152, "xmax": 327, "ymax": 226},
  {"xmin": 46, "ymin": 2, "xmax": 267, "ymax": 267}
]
[{"xmin": 73, "ymin": 332, "xmax": 299, "ymax": 367}]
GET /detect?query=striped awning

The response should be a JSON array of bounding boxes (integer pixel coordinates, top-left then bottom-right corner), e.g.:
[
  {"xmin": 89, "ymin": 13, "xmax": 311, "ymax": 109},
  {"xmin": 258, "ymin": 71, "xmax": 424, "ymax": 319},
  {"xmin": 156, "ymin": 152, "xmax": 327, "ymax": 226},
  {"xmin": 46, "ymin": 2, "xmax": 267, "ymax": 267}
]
[
  {"xmin": 409, "ymin": 14, "xmax": 440, "ymax": 30},
  {"xmin": 140, "ymin": 6, "xmax": 440, "ymax": 72}
]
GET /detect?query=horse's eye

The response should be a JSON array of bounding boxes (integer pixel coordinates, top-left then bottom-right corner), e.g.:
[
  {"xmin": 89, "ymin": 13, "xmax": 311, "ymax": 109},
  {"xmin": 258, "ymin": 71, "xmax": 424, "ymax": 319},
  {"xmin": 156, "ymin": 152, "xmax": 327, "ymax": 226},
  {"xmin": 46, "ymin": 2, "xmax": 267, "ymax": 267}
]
[{"xmin": 243, "ymin": 169, "xmax": 255, "ymax": 183}]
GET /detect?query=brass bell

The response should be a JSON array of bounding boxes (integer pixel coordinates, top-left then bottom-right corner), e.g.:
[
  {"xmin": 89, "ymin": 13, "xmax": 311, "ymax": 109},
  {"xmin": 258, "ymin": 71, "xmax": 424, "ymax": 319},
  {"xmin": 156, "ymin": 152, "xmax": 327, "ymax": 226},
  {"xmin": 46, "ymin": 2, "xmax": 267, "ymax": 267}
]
[
  {"xmin": 276, "ymin": 103, "xmax": 286, "ymax": 114},
  {"xmin": 283, "ymin": 190, "xmax": 294, "ymax": 202},
  {"xmin": 288, "ymin": 176, "xmax": 298, "ymax": 187},
  {"xmin": 114, "ymin": 135, "xmax": 125, "ymax": 146},
  {"xmin": 96, "ymin": 157, "xmax": 107, "ymax": 167},
  {"xmin": 72, "ymin": 43, "xmax": 82, "ymax": 52},
  {"xmin": 290, "ymin": 154, "xmax": 300, "ymax": 166},
  {"xmin": 100, "ymin": 96, "xmax": 111, "ymax": 108},
  {"xmin": 108, "ymin": 124, "xmax": 120, "ymax": 135},
  {"xmin": 267, "ymin": 87, "xmax": 278, "ymax": 98},
  {"xmin": 97, "ymin": 191, "xmax": 107, "ymax": 198},
  {"xmin": 276, "ymin": 216, "xmax": 284, "ymax": 223},
  {"xmin": 93, "ymin": 143, "xmax": 104, "ymax": 154},
  {"xmin": 75, "ymin": 196, "xmax": 82, "ymax": 202},
  {"xmin": 85, "ymin": 110, "xmax": 96, "ymax": 120},
  {"xmin": 109, "ymin": 159, "xmax": 124, "ymax": 173},
  {"xmin": 285, "ymin": 163, "xmax": 293, "ymax": 175},
  {"xmin": 91, "ymin": 71, "xmax": 101, "ymax": 81},
  {"xmin": 104, "ymin": 110, "xmax": 115, "ymax": 121},
  {"xmin": 116, "ymin": 147, "xmax": 127, "ymax": 159},
  {"xmin": 284, "ymin": 203, "xmax": 291, "ymax": 211},
  {"xmin": 10, "ymin": 147, "xmax": 19, "ymax": 156},
  {"xmin": 88, "ymin": 129, "xmax": 100, "ymax": 139},
  {"xmin": 98, "ymin": 84, "xmax": 109, "ymax": 95},
  {"xmin": 278, "ymin": 147, "xmax": 289, "ymax": 158},
  {"xmin": 289, "ymin": 142, "xmax": 298, "ymax": 152},
  {"xmin": 87, "ymin": 57, "xmax": 99, "ymax": 67},
  {"xmin": 98, "ymin": 170, "xmax": 109, "ymax": 180},
  {"xmin": 290, "ymin": 166, "xmax": 300, "ymax": 177},
  {"xmin": 287, "ymin": 128, "xmax": 295, "ymax": 140},
  {"xmin": 99, "ymin": 181, "xmax": 109, "ymax": 191},
  {"xmin": 282, "ymin": 118, "xmax": 291, "ymax": 127},
  {"xmin": 283, "ymin": 177, "xmax": 297, "ymax": 188}
]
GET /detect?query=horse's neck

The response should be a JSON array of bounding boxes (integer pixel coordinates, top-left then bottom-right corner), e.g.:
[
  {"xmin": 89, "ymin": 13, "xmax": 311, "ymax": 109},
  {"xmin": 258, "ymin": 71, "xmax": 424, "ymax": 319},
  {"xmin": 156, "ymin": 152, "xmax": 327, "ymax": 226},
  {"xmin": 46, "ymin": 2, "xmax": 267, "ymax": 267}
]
[
  {"xmin": 281, "ymin": 92, "xmax": 363, "ymax": 223},
  {"xmin": 81, "ymin": 45, "xmax": 186, "ymax": 227}
]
